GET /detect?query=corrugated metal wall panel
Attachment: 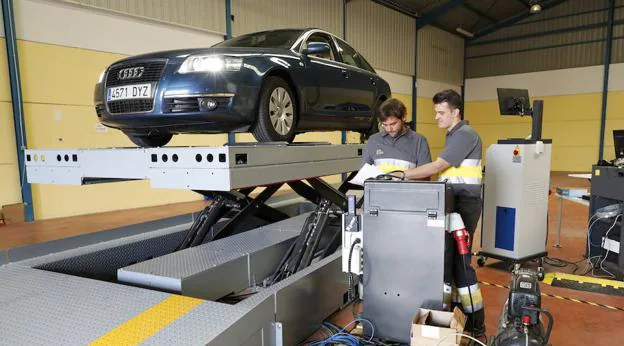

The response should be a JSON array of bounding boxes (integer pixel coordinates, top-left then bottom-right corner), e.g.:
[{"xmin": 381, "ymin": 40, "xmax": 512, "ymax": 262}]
[
  {"xmin": 465, "ymin": 0, "xmax": 617, "ymax": 78},
  {"xmin": 232, "ymin": 0, "xmax": 342, "ymax": 37},
  {"xmin": 417, "ymin": 26, "xmax": 464, "ymax": 86},
  {"xmin": 614, "ymin": 25, "xmax": 624, "ymax": 63},
  {"xmin": 346, "ymin": 0, "xmax": 415, "ymax": 75},
  {"xmin": 468, "ymin": 27, "xmax": 606, "ymax": 58},
  {"xmin": 472, "ymin": 0, "xmax": 608, "ymax": 42},
  {"xmin": 466, "ymin": 41, "xmax": 605, "ymax": 78},
  {"xmin": 616, "ymin": 6, "xmax": 624, "ymax": 20},
  {"xmin": 62, "ymin": 0, "xmax": 226, "ymax": 33}
]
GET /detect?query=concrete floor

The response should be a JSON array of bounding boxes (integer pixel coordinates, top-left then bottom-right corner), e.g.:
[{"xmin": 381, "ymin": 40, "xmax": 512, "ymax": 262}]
[
  {"xmin": 311, "ymin": 173, "xmax": 624, "ymax": 345},
  {"xmin": 2, "ymin": 173, "xmax": 623, "ymax": 345},
  {"xmin": 475, "ymin": 173, "xmax": 624, "ymax": 345}
]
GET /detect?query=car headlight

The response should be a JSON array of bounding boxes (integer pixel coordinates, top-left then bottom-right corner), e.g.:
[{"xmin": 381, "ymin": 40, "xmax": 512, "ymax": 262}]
[{"xmin": 178, "ymin": 55, "xmax": 243, "ymax": 73}]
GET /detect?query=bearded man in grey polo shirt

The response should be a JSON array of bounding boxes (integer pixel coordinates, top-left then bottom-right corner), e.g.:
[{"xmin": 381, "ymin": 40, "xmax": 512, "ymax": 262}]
[
  {"xmin": 362, "ymin": 98, "xmax": 432, "ymax": 173},
  {"xmin": 396, "ymin": 89, "xmax": 486, "ymax": 341}
]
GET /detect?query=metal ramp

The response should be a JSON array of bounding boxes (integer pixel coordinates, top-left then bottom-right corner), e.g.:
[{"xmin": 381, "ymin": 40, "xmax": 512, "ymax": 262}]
[{"xmin": 8, "ymin": 142, "xmax": 366, "ymax": 345}]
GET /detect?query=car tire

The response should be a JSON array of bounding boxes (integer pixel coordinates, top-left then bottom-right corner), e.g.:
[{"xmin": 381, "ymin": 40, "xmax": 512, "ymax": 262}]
[
  {"xmin": 125, "ymin": 133, "xmax": 173, "ymax": 147},
  {"xmin": 252, "ymin": 76, "xmax": 297, "ymax": 143}
]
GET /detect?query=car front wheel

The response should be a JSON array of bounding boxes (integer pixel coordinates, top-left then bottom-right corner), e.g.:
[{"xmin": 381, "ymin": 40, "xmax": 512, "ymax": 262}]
[
  {"xmin": 252, "ymin": 76, "xmax": 297, "ymax": 142},
  {"xmin": 125, "ymin": 133, "xmax": 173, "ymax": 148}
]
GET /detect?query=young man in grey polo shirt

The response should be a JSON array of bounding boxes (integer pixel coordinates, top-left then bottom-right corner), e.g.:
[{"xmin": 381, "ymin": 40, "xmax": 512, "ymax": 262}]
[
  {"xmin": 397, "ymin": 89, "xmax": 486, "ymax": 340},
  {"xmin": 362, "ymin": 98, "xmax": 432, "ymax": 173}
]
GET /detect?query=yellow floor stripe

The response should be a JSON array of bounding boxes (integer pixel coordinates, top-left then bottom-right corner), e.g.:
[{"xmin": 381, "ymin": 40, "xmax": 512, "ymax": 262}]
[
  {"xmin": 544, "ymin": 272, "xmax": 624, "ymax": 288},
  {"xmin": 90, "ymin": 295, "xmax": 204, "ymax": 345}
]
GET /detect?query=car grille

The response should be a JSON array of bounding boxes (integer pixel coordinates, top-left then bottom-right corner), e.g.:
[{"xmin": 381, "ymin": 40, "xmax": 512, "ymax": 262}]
[
  {"xmin": 108, "ymin": 99, "xmax": 154, "ymax": 114},
  {"xmin": 105, "ymin": 60, "xmax": 167, "ymax": 87},
  {"xmin": 164, "ymin": 96, "xmax": 231, "ymax": 113}
]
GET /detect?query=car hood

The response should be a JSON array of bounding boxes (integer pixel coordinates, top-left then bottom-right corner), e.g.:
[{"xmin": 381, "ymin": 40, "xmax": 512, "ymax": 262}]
[{"xmin": 113, "ymin": 47, "xmax": 299, "ymax": 63}]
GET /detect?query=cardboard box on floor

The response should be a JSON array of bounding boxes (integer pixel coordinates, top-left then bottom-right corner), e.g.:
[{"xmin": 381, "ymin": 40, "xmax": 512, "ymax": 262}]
[
  {"xmin": 411, "ymin": 307, "xmax": 466, "ymax": 346},
  {"xmin": 2, "ymin": 203, "xmax": 25, "ymax": 224}
]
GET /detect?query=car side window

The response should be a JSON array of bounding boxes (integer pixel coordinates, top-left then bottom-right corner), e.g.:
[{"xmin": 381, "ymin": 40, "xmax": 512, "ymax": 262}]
[
  {"xmin": 302, "ymin": 33, "xmax": 336, "ymax": 61},
  {"xmin": 335, "ymin": 39, "xmax": 375, "ymax": 73}
]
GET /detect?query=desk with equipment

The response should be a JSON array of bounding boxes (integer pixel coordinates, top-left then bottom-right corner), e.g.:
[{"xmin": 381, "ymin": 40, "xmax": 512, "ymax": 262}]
[{"xmin": 588, "ymin": 130, "xmax": 624, "ymax": 274}]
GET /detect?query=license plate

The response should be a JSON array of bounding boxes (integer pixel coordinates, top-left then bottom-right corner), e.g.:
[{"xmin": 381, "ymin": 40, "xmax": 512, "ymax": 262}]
[{"xmin": 107, "ymin": 83, "xmax": 152, "ymax": 101}]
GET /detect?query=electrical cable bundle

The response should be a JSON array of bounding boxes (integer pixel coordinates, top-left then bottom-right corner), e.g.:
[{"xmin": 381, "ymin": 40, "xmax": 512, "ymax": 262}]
[
  {"xmin": 307, "ymin": 318, "xmax": 375, "ymax": 346},
  {"xmin": 584, "ymin": 211, "xmax": 622, "ymax": 279}
]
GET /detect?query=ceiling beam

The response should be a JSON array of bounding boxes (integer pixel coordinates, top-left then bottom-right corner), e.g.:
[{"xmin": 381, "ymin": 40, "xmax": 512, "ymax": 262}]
[
  {"xmin": 470, "ymin": 0, "xmax": 570, "ymax": 40},
  {"xmin": 463, "ymin": 3, "xmax": 497, "ymax": 22},
  {"xmin": 416, "ymin": 0, "xmax": 465, "ymax": 29},
  {"xmin": 514, "ymin": 0, "xmax": 531, "ymax": 8},
  {"xmin": 370, "ymin": 0, "xmax": 417, "ymax": 18}
]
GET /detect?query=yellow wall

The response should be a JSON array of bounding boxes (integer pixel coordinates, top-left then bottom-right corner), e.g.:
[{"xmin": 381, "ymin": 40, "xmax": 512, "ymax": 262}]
[
  {"xmin": 415, "ymin": 96, "xmax": 446, "ymax": 159},
  {"xmin": 0, "ymin": 37, "xmax": 22, "ymax": 209},
  {"xmin": 18, "ymin": 40, "xmax": 231, "ymax": 220},
  {"xmin": 465, "ymin": 93, "xmax": 603, "ymax": 172},
  {"xmin": 604, "ymin": 90, "xmax": 624, "ymax": 162}
]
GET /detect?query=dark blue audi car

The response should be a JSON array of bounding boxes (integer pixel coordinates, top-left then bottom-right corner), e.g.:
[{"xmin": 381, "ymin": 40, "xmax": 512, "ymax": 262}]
[{"xmin": 94, "ymin": 28, "xmax": 391, "ymax": 147}]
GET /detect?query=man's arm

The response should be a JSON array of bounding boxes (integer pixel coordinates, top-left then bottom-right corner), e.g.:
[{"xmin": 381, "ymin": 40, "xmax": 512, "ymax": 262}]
[{"xmin": 402, "ymin": 157, "xmax": 450, "ymax": 180}]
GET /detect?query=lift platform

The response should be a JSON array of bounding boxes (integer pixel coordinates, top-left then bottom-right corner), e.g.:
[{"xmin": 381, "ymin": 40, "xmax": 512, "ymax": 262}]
[
  {"xmin": 3, "ymin": 142, "xmax": 367, "ymax": 345},
  {"xmin": 24, "ymin": 142, "xmax": 364, "ymax": 191}
]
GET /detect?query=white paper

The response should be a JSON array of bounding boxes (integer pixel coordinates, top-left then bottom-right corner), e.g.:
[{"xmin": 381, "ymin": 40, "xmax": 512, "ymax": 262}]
[
  {"xmin": 420, "ymin": 325, "xmax": 441, "ymax": 339},
  {"xmin": 349, "ymin": 163, "xmax": 386, "ymax": 186},
  {"xmin": 427, "ymin": 219, "xmax": 445, "ymax": 228}
]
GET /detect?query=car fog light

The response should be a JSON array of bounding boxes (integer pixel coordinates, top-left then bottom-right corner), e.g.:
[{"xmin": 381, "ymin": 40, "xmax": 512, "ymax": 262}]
[{"xmin": 201, "ymin": 98, "xmax": 219, "ymax": 111}]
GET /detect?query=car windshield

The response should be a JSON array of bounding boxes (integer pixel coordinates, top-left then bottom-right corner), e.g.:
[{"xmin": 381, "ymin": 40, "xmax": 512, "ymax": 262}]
[{"xmin": 213, "ymin": 30, "xmax": 304, "ymax": 48}]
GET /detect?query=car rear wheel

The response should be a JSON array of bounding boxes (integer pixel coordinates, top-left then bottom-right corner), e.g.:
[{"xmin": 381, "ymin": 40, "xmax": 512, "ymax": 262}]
[
  {"xmin": 125, "ymin": 133, "xmax": 173, "ymax": 147},
  {"xmin": 252, "ymin": 77, "xmax": 297, "ymax": 142}
]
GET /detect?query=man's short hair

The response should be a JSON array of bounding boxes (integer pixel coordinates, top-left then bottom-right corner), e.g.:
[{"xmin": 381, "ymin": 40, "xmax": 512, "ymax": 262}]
[
  {"xmin": 432, "ymin": 89, "xmax": 463, "ymax": 115},
  {"xmin": 379, "ymin": 98, "xmax": 407, "ymax": 122}
]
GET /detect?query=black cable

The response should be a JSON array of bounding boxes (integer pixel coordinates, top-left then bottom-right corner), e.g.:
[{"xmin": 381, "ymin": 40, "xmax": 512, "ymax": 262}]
[{"xmin": 347, "ymin": 238, "xmax": 361, "ymax": 301}]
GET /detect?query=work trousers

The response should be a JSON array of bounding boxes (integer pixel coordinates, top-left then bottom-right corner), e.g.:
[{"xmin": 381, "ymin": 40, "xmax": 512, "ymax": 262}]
[{"xmin": 443, "ymin": 195, "xmax": 486, "ymax": 334}]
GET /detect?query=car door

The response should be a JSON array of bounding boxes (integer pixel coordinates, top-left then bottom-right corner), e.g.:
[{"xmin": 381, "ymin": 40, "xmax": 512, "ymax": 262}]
[
  {"xmin": 333, "ymin": 38, "xmax": 378, "ymax": 126},
  {"xmin": 298, "ymin": 31, "xmax": 351, "ymax": 128}
]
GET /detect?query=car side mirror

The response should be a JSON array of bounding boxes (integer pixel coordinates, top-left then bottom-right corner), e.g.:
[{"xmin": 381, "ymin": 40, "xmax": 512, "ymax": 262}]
[{"xmin": 303, "ymin": 42, "xmax": 331, "ymax": 55}]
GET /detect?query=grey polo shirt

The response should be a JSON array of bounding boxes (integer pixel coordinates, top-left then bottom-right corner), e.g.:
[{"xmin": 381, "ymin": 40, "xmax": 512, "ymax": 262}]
[
  {"xmin": 362, "ymin": 127, "xmax": 432, "ymax": 172},
  {"xmin": 439, "ymin": 121, "xmax": 483, "ymax": 198}
]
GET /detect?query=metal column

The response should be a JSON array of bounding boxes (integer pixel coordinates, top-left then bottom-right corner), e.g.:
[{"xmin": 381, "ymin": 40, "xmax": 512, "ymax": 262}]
[
  {"xmin": 2, "ymin": 0, "xmax": 34, "ymax": 221},
  {"xmin": 226, "ymin": 0, "xmax": 236, "ymax": 145},
  {"xmin": 412, "ymin": 17, "xmax": 418, "ymax": 131},
  {"xmin": 598, "ymin": 0, "xmax": 615, "ymax": 162}
]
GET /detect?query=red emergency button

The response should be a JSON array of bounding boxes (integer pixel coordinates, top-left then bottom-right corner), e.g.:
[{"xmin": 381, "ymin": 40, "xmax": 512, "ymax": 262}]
[
  {"xmin": 522, "ymin": 315, "xmax": 531, "ymax": 325},
  {"xmin": 513, "ymin": 149, "xmax": 519, "ymax": 156}
]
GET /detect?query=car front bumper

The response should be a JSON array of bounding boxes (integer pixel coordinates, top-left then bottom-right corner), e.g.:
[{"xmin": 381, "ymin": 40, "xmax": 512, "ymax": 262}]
[{"xmin": 94, "ymin": 58, "xmax": 263, "ymax": 135}]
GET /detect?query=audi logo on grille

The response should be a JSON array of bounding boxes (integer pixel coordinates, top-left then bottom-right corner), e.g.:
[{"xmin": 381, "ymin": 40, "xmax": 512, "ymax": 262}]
[{"xmin": 118, "ymin": 66, "xmax": 145, "ymax": 80}]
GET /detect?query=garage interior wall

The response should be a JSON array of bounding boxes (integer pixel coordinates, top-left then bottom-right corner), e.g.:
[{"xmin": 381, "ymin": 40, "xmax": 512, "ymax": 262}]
[
  {"xmin": 5, "ymin": 0, "xmax": 226, "ymax": 220},
  {"xmin": 3, "ymin": 0, "xmax": 465, "ymax": 220},
  {"xmin": 464, "ymin": 0, "xmax": 624, "ymax": 172},
  {"xmin": 416, "ymin": 26, "xmax": 464, "ymax": 159},
  {"xmin": 0, "ymin": 15, "xmax": 20, "ymax": 211}
]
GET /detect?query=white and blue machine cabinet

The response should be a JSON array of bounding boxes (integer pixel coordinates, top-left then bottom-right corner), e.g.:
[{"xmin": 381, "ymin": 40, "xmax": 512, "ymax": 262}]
[
  {"xmin": 478, "ymin": 88, "xmax": 552, "ymax": 267},
  {"xmin": 480, "ymin": 139, "xmax": 552, "ymax": 263}
]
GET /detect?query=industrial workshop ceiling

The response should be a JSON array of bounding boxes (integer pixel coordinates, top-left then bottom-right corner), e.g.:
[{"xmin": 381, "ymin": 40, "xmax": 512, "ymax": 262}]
[{"xmin": 372, "ymin": 0, "xmax": 570, "ymax": 39}]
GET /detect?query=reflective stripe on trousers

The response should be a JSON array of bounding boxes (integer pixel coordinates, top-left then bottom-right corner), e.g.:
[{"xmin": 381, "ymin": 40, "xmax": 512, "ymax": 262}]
[{"xmin": 457, "ymin": 283, "xmax": 484, "ymax": 313}]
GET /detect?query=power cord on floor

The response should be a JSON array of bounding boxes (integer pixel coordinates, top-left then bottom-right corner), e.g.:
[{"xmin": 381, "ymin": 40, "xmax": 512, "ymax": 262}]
[{"xmin": 435, "ymin": 332, "xmax": 487, "ymax": 346}]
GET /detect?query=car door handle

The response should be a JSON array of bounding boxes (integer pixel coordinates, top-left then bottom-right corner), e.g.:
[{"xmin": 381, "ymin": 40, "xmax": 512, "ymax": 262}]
[
  {"xmin": 341, "ymin": 69, "xmax": 349, "ymax": 78},
  {"xmin": 370, "ymin": 77, "xmax": 376, "ymax": 86}
]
